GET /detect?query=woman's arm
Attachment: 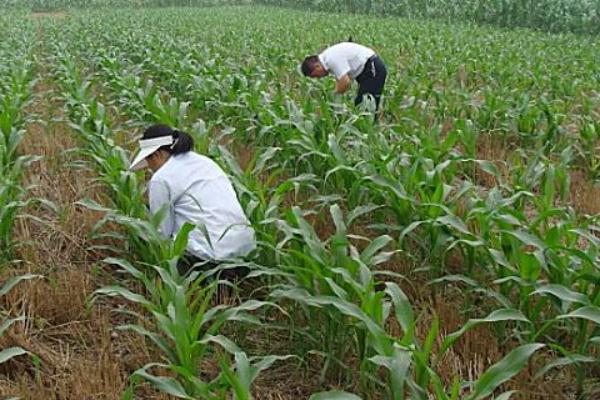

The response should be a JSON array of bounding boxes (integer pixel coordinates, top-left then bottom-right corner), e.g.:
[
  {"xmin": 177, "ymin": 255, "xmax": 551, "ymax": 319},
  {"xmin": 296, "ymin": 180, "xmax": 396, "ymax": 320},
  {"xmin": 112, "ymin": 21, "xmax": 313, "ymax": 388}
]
[{"xmin": 149, "ymin": 179, "xmax": 175, "ymax": 238}]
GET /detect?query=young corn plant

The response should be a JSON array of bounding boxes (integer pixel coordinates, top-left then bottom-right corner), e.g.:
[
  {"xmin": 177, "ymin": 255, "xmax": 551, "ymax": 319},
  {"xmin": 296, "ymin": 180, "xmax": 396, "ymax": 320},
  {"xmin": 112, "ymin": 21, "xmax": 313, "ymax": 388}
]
[
  {"xmin": 95, "ymin": 256, "xmax": 285, "ymax": 400},
  {"xmin": 271, "ymin": 203, "xmax": 398, "ymax": 384},
  {"xmin": 0, "ymin": 163, "xmax": 38, "ymax": 262},
  {"xmin": 575, "ymin": 117, "xmax": 600, "ymax": 182},
  {"xmin": 216, "ymin": 144, "xmax": 318, "ymax": 266},
  {"xmin": 449, "ymin": 178, "xmax": 600, "ymax": 391},
  {"xmin": 0, "ymin": 274, "xmax": 40, "ymax": 366},
  {"xmin": 285, "ymin": 267, "xmax": 542, "ymax": 399},
  {"xmin": 0, "ymin": 54, "xmax": 37, "ymax": 261},
  {"xmin": 52, "ymin": 50, "xmax": 167, "ymax": 265}
]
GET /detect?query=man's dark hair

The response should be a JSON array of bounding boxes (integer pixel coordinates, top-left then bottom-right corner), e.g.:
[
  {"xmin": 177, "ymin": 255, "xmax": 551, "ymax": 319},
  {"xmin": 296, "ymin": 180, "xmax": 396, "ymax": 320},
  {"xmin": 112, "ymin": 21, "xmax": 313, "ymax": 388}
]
[
  {"xmin": 143, "ymin": 124, "xmax": 194, "ymax": 155},
  {"xmin": 301, "ymin": 55, "xmax": 320, "ymax": 77}
]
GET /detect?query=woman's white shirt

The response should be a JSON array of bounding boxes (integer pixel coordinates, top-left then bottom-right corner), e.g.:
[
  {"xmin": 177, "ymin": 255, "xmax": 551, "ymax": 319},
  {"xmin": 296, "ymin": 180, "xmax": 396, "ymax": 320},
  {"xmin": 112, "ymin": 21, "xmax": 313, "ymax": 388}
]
[{"xmin": 148, "ymin": 152, "xmax": 255, "ymax": 260}]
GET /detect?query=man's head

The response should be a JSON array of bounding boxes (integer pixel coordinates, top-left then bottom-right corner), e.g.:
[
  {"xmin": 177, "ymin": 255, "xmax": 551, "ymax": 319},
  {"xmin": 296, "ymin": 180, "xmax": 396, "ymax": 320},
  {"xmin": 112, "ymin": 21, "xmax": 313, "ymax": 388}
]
[{"xmin": 301, "ymin": 55, "xmax": 327, "ymax": 78}]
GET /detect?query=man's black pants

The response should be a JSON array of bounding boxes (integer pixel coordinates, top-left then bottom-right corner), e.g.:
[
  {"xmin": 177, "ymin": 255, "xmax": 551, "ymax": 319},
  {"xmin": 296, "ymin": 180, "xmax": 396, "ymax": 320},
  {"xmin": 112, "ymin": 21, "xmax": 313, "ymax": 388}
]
[{"xmin": 355, "ymin": 55, "xmax": 387, "ymax": 110}]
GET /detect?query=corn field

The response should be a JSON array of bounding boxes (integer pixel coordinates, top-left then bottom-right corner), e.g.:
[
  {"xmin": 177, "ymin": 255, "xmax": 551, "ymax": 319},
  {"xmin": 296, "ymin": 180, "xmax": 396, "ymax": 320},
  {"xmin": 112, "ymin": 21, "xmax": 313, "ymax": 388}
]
[{"xmin": 0, "ymin": 3, "xmax": 599, "ymax": 400}]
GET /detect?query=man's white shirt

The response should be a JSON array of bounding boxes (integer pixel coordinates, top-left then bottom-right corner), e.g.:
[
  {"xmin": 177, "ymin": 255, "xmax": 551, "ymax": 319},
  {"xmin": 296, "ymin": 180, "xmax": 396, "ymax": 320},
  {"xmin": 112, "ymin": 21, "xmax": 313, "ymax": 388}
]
[
  {"xmin": 149, "ymin": 152, "xmax": 255, "ymax": 260},
  {"xmin": 318, "ymin": 42, "xmax": 375, "ymax": 80}
]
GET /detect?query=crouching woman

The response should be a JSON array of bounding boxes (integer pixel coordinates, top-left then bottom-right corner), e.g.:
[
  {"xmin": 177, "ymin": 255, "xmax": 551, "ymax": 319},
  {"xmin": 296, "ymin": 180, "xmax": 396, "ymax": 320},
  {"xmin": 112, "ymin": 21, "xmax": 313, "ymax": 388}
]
[{"xmin": 129, "ymin": 124, "xmax": 255, "ymax": 278}]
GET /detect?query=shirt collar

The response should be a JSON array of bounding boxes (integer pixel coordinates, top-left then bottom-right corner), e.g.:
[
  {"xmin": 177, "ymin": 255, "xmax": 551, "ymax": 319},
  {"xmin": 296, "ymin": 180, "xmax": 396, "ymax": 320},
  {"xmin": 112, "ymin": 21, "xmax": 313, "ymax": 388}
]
[{"xmin": 318, "ymin": 54, "xmax": 329, "ymax": 72}]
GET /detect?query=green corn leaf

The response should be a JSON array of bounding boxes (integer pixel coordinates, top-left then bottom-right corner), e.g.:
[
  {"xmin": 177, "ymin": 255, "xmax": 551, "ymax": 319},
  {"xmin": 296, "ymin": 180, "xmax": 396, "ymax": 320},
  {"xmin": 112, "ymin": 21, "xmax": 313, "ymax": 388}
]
[
  {"xmin": 370, "ymin": 346, "xmax": 411, "ymax": 398},
  {"xmin": 226, "ymin": 351, "xmax": 252, "ymax": 400},
  {"xmin": 0, "ymin": 274, "xmax": 41, "ymax": 298},
  {"xmin": 248, "ymin": 354, "xmax": 295, "ymax": 383},
  {"xmin": 531, "ymin": 284, "xmax": 590, "ymax": 306},
  {"xmin": 429, "ymin": 274, "xmax": 479, "ymax": 287},
  {"xmin": 441, "ymin": 309, "xmax": 529, "ymax": 357},
  {"xmin": 366, "ymin": 174, "xmax": 410, "ymax": 201},
  {"xmin": 0, "ymin": 316, "xmax": 25, "ymax": 337},
  {"xmin": 133, "ymin": 365, "xmax": 191, "ymax": 399},
  {"xmin": 501, "ymin": 230, "xmax": 546, "ymax": 250},
  {"xmin": 494, "ymin": 391, "xmax": 518, "ymax": 400},
  {"xmin": 0, "ymin": 347, "xmax": 28, "ymax": 364},
  {"xmin": 467, "ymin": 343, "xmax": 545, "ymax": 400},
  {"xmin": 121, "ymin": 385, "xmax": 134, "ymax": 400},
  {"xmin": 489, "ymin": 249, "xmax": 513, "ymax": 270},
  {"xmin": 167, "ymin": 365, "xmax": 212, "ymax": 397},
  {"xmin": 273, "ymin": 288, "xmax": 387, "ymax": 338},
  {"xmin": 117, "ymin": 324, "xmax": 176, "ymax": 362},
  {"xmin": 558, "ymin": 306, "xmax": 600, "ymax": 325},
  {"xmin": 252, "ymin": 146, "xmax": 281, "ymax": 175},
  {"xmin": 432, "ymin": 371, "xmax": 452, "ymax": 400},
  {"xmin": 93, "ymin": 286, "xmax": 154, "ymax": 309},
  {"xmin": 360, "ymin": 235, "xmax": 392, "ymax": 265},
  {"xmin": 436, "ymin": 214, "xmax": 471, "ymax": 235},
  {"xmin": 418, "ymin": 314, "xmax": 439, "ymax": 381},
  {"xmin": 309, "ymin": 391, "xmax": 363, "ymax": 400},
  {"xmin": 324, "ymin": 277, "xmax": 349, "ymax": 300},
  {"xmin": 399, "ymin": 220, "xmax": 428, "ymax": 244},
  {"xmin": 76, "ymin": 197, "xmax": 113, "ymax": 213},
  {"xmin": 346, "ymin": 204, "xmax": 379, "ymax": 226},
  {"xmin": 474, "ymin": 159, "xmax": 500, "ymax": 178},
  {"xmin": 330, "ymin": 203, "xmax": 347, "ymax": 237},
  {"xmin": 327, "ymin": 134, "xmax": 347, "ymax": 164},
  {"xmin": 172, "ymin": 222, "xmax": 196, "ymax": 257},
  {"xmin": 103, "ymin": 257, "xmax": 146, "ymax": 281},
  {"xmin": 569, "ymin": 228, "xmax": 600, "ymax": 248},
  {"xmin": 534, "ymin": 354, "xmax": 596, "ymax": 380},
  {"xmin": 199, "ymin": 334, "xmax": 242, "ymax": 355},
  {"xmin": 385, "ymin": 282, "xmax": 414, "ymax": 342},
  {"xmin": 225, "ymin": 353, "xmax": 295, "ymax": 398},
  {"xmin": 291, "ymin": 206, "xmax": 327, "ymax": 263}
]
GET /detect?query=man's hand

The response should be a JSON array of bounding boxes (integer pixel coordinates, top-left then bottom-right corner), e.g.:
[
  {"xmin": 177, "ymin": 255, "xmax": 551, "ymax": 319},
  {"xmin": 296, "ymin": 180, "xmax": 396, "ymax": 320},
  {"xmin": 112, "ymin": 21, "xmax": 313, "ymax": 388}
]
[{"xmin": 334, "ymin": 74, "xmax": 352, "ymax": 94}]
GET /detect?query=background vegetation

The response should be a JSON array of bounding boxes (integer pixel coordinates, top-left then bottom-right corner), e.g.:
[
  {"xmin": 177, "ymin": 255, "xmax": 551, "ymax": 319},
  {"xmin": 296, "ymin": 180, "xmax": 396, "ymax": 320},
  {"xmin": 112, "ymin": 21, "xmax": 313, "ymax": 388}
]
[{"xmin": 1, "ymin": 0, "xmax": 600, "ymax": 35}]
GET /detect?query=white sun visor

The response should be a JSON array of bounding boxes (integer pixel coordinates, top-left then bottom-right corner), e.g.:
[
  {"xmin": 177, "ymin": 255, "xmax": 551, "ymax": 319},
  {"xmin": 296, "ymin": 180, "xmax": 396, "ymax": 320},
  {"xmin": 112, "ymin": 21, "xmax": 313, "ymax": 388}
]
[{"xmin": 129, "ymin": 136, "xmax": 174, "ymax": 171}]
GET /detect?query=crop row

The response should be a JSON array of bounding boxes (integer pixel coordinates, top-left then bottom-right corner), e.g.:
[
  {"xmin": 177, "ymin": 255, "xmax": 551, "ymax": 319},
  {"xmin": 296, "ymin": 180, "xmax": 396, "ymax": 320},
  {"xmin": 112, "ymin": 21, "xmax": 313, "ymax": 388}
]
[
  {"xmin": 36, "ymin": 7, "xmax": 600, "ymax": 398},
  {"xmin": 0, "ymin": 16, "xmax": 43, "ymax": 376}
]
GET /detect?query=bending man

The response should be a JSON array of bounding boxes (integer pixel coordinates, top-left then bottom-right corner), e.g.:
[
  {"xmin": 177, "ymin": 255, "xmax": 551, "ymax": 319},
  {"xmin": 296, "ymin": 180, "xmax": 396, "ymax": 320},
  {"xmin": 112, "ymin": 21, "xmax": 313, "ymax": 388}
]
[{"xmin": 301, "ymin": 41, "xmax": 387, "ymax": 110}]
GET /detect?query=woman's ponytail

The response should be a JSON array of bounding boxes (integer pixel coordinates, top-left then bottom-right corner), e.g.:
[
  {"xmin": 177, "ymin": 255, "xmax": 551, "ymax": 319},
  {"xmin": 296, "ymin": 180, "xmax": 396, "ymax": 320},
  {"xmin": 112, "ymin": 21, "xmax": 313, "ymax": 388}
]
[
  {"xmin": 142, "ymin": 124, "xmax": 195, "ymax": 155},
  {"xmin": 170, "ymin": 129, "xmax": 194, "ymax": 155}
]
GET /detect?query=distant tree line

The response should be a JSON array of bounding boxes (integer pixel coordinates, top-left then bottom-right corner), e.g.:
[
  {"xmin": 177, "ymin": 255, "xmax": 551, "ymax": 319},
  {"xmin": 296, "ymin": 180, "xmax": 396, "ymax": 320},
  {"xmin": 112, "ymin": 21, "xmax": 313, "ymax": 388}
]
[
  {"xmin": 0, "ymin": 0, "xmax": 250, "ymax": 11},
  {"xmin": 2, "ymin": 0, "xmax": 599, "ymax": 35},
  {"xmin": 254, "ymin": 0, "xmax": 600, "ymax": 35}
]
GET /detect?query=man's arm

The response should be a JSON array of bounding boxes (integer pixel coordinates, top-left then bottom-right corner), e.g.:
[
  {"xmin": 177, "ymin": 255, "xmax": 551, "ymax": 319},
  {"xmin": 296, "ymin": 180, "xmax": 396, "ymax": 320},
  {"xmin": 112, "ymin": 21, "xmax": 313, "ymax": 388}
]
[
  {"xmin": 329, "ymin": 57, "xmax": 352, "ymax": 94},
  {"xmin": 334, "ymin": 73, "xmax": 352, "ymax": 94}
]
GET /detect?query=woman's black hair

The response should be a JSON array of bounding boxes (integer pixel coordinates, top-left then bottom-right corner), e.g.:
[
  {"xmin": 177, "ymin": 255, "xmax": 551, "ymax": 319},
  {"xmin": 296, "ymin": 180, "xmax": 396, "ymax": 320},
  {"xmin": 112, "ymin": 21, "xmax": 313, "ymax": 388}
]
[{"xmin": 142, "ymin": 124, "xmax": 194, "ymax": 155}]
